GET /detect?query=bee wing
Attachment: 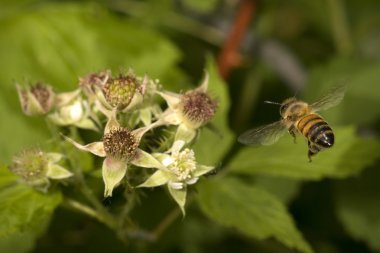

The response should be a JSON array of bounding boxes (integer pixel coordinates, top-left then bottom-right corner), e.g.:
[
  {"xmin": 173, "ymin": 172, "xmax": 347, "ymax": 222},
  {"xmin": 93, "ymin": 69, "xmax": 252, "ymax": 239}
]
[
  {"xmin": 238, "ymin": 121, "xmax": 288, "ymax": 146},
  {"xmin": 310, "ymin": 84, "xmax": 346, "ymax": 112}
]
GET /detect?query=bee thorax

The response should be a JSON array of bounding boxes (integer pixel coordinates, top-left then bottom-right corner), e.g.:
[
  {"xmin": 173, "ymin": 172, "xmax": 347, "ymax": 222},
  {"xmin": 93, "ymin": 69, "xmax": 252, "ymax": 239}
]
[{"xmin": 281, "ymin": 101, "xmax": 310, "ymax": 121}]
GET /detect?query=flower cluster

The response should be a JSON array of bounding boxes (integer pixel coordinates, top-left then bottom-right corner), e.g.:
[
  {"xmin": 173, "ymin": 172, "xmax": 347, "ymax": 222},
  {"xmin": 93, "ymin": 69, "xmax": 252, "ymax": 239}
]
[{"xmin": 14, "ymin": 69, "xmax": 217, "ymax": 213}]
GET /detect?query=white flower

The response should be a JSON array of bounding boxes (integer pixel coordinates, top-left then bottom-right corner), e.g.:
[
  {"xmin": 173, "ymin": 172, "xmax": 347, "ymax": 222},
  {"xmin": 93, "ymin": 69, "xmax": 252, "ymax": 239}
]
[{"xmin": 138, "ymin": 140, "xmax": 214, "ymax": 215}]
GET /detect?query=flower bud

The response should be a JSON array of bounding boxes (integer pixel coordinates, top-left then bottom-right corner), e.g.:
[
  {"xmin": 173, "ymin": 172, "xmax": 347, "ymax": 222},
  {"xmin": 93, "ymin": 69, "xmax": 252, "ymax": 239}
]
[
  {"xmin": 9, "ymin": 148, "xmax": 48, "ymax": 186},
  {"xmin": 178, "ymin": 90, "xmax": 217, "ymax": 128},
  {"xmin": 49, "ymin": 90, "xmax": 99, "ymax": 131},
  {"xmin": 102, "ymin": 72, "xmax": 140, "ymax": 110},
  {"xmin": 9, "ymin": 149, "xmax": 72, "ymax": 191},
  {"xmin": 17, "ymin": 82, "xmax": 55, "ymax": 116}
]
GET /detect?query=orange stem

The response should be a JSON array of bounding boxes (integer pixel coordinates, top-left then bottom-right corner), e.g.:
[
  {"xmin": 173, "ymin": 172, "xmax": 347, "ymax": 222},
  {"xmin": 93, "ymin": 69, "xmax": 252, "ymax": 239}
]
[{"xmin": 217, "ymin": 0, "xmax": 256, "ymax": 79}]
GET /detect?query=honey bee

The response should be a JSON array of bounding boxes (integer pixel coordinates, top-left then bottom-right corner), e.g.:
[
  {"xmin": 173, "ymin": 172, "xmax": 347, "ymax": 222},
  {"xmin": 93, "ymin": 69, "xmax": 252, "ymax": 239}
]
[{"xmin": 238, "ymin": 84, "xmax": 346, "ymax": 161}]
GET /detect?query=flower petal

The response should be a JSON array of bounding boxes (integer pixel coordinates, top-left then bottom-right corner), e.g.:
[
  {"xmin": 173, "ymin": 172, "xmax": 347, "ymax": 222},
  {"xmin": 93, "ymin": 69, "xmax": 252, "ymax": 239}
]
[
  {"xmin": 63, "ymin": 136, "xmax": 106, "ymax": 157},
  {"xmin": 102, "ymin": 157, "xmax": 128, "ymax": 197},
  {"xmin": 168, "ymin": 181, "xmax": 184, "ymax": 190},
  {"xmin": 131, "ymin": 149, "xmax": 165, "ymax": 170},
  {"xmin": 138, "ymin": 170, "xmax": 168, "ymax": 188},
  {"xmin": 171, "ymin": 140, "xmax": 185, "ymax": 153},
  {"xmin": 46, "ymin": 164, "xmax": 73, "ymax": 179},
  {"xmin": 193, "ymin": 165, "xmax": 215, "ymax": 177},
  {"xmin": 168, "ymin": 185, "xmax": 187, "ymax": 216},
  {"xmin": 152, "ymin": 153, "xmax": 172, "ymax": 167},
  {"xmin": 186, "ymin": 177, "xmax": 199, "ymax": 185}
]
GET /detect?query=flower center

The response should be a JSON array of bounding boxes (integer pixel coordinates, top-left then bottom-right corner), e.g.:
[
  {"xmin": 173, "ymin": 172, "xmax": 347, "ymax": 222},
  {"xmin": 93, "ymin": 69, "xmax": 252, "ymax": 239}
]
[
  {"xmin": 103, "ymin": 128, "xmax": 138, "ymax": 161},
  {"xmin": 167, "ymin": 149, "xmax": 197, "ymax": 181},
  {"xmin": 180, "ymin": 91, "xmax": 217, "ymax": 126},
  {"xmin": 10, "ymin": 149, "xmax": 47, "ymax": 181},
  {"xmin": 102, "ymin": 74, "xmax": 138, "ymax": 110}
]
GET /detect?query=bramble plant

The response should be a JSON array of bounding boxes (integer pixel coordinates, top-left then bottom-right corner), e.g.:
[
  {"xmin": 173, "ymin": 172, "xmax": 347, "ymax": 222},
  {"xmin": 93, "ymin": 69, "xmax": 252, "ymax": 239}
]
[{"xmin": 13, "ymin": 68, "xmax": 217, "ymax": 214}]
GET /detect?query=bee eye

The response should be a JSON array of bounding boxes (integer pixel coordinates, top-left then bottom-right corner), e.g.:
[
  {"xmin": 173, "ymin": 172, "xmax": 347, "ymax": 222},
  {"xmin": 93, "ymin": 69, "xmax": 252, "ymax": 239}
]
[{"xmin": 280, "ymin": 104, "xmax": 288, "ymax": 113}]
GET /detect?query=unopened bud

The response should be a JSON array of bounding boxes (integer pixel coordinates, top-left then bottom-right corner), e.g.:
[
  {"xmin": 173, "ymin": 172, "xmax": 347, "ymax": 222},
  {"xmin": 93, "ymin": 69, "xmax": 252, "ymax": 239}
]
[
  {"xmin": 17, "ymin": 82, "xmax": 55, "ymax": 116},
  {"xmin": 102, "ymin": 72, "xmax": 140, "ymax": 110}
]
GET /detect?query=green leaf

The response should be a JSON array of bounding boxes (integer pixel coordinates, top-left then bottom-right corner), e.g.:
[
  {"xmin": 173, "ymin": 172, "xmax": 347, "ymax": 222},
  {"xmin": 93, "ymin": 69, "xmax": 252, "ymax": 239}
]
[
  {"xmin": 254, "ymin": 175, "xmax": 302, "ymax": 204},
  {"xmin": 335, "ymin": 166, "xmax": 380, "ymax": 251},
  {"xmin": 304, "ymin": 57, "xmax": 380, "ymax": 125},
  {"xmin": 197, "ymin": 176, "xmax": 313, "ymax": 253},
  {"xmin": 0, "ymin": 167, "xmax": 17, "ymax": 189},
  {"xmin": 230, "ymin": 126, "xmax": 380, "ymax": 180},
  {"xmin": 0, "ymin": 167, "xmax": 62, "ymax": 253},
  {"xmin": 192, "ymin": 57, "xmax": 235, "ymax": 165}
]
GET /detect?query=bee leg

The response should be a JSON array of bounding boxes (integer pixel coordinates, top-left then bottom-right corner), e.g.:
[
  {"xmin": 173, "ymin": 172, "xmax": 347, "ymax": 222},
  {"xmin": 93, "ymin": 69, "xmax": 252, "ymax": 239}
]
[
  {"xmin": 307, "ymin": 141, "xmax": 319, "ymax": 162},
  {"xmin": 308, "ymin": 150, "xmax": 313, "ymax": 162},
  {"xmin": 288, "ymin": 126, "xmax": 297, "ymax": 144}
]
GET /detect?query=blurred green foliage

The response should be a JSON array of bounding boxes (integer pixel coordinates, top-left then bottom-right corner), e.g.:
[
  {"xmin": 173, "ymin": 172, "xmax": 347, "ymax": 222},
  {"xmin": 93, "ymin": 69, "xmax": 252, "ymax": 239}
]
[
  {"xmin": 0, "ymin": 168, "xmax": 61, "ymax": 253},
  {"xmin": 0, "ymin": 0, "xmax": 380, "ymax": 253}
]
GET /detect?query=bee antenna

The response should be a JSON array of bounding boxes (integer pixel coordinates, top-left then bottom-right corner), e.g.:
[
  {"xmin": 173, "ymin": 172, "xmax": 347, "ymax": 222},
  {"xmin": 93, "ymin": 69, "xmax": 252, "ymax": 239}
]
[{"xmin": 264, "ymin": 100, "xmax": 281, "ymax": 106}]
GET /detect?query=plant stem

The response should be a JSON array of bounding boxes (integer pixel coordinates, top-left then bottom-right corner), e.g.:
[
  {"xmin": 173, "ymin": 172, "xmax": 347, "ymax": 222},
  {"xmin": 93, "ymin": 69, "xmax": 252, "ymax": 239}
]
[
  {"xmin": 63, "ymin": 198, "xmax": 106, "ymax": 222},
  {"xmin": 118, "ymin": 189, "xmax": 138, "ymax": 228},
  {"xmin": 76, "ymin": 179, "xmax": 116, "ymax": 228},
  {"xmin": 63, "ymin": 127, "xmax": 117, "ymax": 229},
  {"xmin": 217, "ymin": 0, "xmax": 256, "ymax": 79},
  {"xmin": 150, "ymin": 195, "xmax": 195, "ymax": 240},
  {"xmin": 151, "ymin": 206, "xmax": 182, "ymax": 240}
]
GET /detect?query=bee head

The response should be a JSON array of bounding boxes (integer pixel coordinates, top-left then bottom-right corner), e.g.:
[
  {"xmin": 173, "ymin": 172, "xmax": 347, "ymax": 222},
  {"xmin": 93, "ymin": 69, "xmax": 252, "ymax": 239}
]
[{"xmin": 280, "ymin": 97, "xmax": 297, "ymax": 117}]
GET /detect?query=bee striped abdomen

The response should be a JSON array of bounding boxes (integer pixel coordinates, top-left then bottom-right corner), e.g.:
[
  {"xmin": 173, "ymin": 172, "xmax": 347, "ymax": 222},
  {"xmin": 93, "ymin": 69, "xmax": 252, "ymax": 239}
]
[{"xmin": 297, "ymin": 114, "xmax": 334, "ymax": 157}]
